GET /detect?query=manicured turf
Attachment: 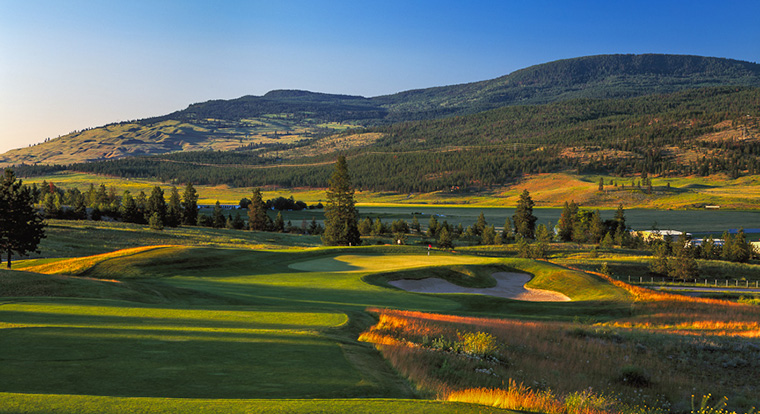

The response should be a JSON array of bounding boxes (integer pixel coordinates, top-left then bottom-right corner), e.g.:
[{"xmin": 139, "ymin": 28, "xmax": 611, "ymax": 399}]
[
  {"xmin": 1, "ymin": 221, "xmax": 637, "ymax": 413},
  {"xmin": 0, "ymin": 393, "xmax": 514, "ymax": 414}
]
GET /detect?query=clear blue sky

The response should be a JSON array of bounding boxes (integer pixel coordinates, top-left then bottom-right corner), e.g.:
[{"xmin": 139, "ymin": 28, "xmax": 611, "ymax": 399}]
[{"xmin": 1, "ymin": 0, "xmax": 759, "ymax": 153}]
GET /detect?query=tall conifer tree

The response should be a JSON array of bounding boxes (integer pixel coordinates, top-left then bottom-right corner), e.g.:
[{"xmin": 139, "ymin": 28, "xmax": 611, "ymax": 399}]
[
  {"xmin": 248, "ymin": 188, "xmax": 268, "ymax": 231},
  {"xmin": 0, "ymin": 169, "xmax": 46, "ymax": 268},
  {"xmin": 181, "ymin": 183, "xmax": 198, "ymax": 225},
  {"xmin": 322, "ymin": 156, "xmax": 360, "ymax": 246},
  {"xmin": 512, "ymin": 190, "xmax": 537, "ymax": 239}
]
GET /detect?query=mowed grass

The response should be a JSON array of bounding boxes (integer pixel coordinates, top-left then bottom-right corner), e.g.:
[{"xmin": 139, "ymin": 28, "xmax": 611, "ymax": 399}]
[
  {"xmin": 0, "ymin": 393, "xmax": 513, "ymax": 414},
  {"xmin": 1, "ymin": 222, "xmax": 637, "ymax": 413},
  {"xmin": 0, "ymin": 299, "xmax": 363, "ymax": 399}
]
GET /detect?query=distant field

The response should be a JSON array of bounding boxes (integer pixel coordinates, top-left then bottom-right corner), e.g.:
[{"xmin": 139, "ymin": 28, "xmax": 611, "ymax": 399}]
[{"xmin": 21, "ymin": 170, "xmax": 760, "ymax": 210}]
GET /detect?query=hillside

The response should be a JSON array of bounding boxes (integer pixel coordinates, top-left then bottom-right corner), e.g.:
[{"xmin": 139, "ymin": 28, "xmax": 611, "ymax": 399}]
[
  {"xmin": 35, "ymin": 86, "xmax": 759, "ymax": 194},
  {"xmin": 3, "ymin": 54, "xmax": 760, "ymax": 166}
]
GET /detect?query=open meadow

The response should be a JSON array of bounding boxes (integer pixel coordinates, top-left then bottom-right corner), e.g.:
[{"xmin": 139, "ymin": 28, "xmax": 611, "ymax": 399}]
[{"xmin": 2, "ymin": 221, "xmax": 760, "ymax": 413}]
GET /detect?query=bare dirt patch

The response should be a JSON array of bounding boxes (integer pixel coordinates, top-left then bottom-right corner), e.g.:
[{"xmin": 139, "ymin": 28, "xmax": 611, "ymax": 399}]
[{"xmin": 389, "ymin": 272, "xmax": 570, "ymax": 302}]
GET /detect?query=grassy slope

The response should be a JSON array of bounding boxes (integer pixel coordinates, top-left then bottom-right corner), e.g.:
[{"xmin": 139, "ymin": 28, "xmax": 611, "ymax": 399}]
[
  {"xmin": 22, "ymin": 170, "xmax": 760, "ymax": 209},
  {"xmin": 1, "ymin": 221, "xmax": 633, "ymax": 412}
]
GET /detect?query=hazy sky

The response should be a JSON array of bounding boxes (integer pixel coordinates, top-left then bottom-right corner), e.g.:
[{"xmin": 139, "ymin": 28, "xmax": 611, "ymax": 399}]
[{"xmin": 1, "ymin": 0, "xmax": 759, "ymax": 154}]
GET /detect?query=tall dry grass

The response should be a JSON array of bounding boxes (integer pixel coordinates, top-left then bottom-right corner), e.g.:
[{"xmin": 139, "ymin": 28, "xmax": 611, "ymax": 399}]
[
  {"xmin": 569, "ymin": 265, "xmax": 760, "ymax": 338},
  {"xmin": 361, "ymin": 304, "xmax": 760, "ymax": 413}
]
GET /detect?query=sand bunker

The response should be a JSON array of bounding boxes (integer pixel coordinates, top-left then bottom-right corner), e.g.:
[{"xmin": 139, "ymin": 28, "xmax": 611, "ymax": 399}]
[{"xmin": 388, "ymin": 272, "xmax": 571, "ymax": 302}]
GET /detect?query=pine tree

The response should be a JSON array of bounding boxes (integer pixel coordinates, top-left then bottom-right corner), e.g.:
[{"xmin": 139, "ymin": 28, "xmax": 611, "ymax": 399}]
[
  {"xmin": 410, "ymin": 216, "xmax": 421, "ymax": 234},
  {"xmin": 557, "ymin": 201, "xmax": 578, "ymax": 242},
  {"xmin": 358, "ymin": 217, "xmax": 373, "ymax": 235},
  {"xmin": 427, "ymin": 215, "xmax": 439, "ymax": 238},
  {"xmin": 322, "ymin": 156, "xmax": 360, "ymax": 246},
  {"xmin": 474, "ymin": 212, "xmax": 487, "ymax": 236},
  {"xmin": 590, "ymin": 210, "xmax": 606, "ymax": 244},
  {"xmin": 274, "ymin": 211, "xmax": 285, "ymax": 233},
  {"xmin": 212, "ymin": 201, "xmax": 226, "ymax": 229},
  {"xmin": 146, "ymin": 186, "xmax": 166, "ymax": 224},
  {"xmin": 501, "ymin": 218, "xmax": 514, "ymax": 243},
  {"xmin": 135, "ymin": 191, "xmax": 148, "ymax": 224},
  {"xmin": 120, "ymin": 191, "xmax": 140, "ymax": 223},
  {"xmin": 730, "ymin": 229, "xmax": 751, "ymax": 263},
  {"xmin": 248, "ymin": 188, "xmax": 269, "ymax": 231},
  {"xmin": 669, "ymin": 235, "xmax": 698, "ymax": 280},
  {"xmin": 649, "ymin": 242, "xmax": 669, "ymax": 276},
  {"xmin": 231, "ymin": 212, "xmax": 245, "ymax": 230},
  {"xmin": 166, "ymin": 186, "xmax": 182, "ymax": 227},
  {"xmin": 0, "ymin": 169, "xmax": 46, "ymax": 268},
  {"xmin": 181, "ymin": 183, "xmax": 198, "ymax": 226},
  {"xmin": 513, "ymin": 190, "xmax": 537, "ymax": 239},
  {"xmin": 480, "ymin": 225, "xmax": 497, "ymax": 245},
  {"xmin": 437, "ymin": 226, "xmax": 453, "ymax": 249},
  {"xmin": 614, "ymin": 203, "xmax": 626, "ymax": 232}
]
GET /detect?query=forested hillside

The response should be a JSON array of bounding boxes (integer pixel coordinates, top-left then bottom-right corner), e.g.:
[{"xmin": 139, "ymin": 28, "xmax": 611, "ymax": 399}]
[
  {"xmin": 19, "ymin": 86, "xmax": 760, "ymax": 193},
  {"xmin": 3, "ymin": 54, "xmax": 759, "ymax": 166}
]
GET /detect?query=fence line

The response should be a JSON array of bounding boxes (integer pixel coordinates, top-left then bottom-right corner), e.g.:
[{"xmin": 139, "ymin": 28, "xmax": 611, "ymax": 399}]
[{"xmin": 626, "ymin": 275, "xmax": 760, "ymax": 289}]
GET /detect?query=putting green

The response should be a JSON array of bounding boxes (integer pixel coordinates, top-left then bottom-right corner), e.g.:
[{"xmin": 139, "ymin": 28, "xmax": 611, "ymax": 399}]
[{"xmin": 288, "ymin": 254, "xmax": 496, "ymax": 273}]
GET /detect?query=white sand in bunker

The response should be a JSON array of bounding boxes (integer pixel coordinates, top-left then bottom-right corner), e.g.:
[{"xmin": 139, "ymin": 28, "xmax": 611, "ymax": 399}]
[{"xmin": 388, "ymin": 272, "xmax": 571, "ymax": 302}]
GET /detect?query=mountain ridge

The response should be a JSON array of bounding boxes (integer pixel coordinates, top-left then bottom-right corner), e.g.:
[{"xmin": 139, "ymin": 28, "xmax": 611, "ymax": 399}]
[{"xmin": 4, "ymin": 53, "xmax": 760, "ymax": 166}]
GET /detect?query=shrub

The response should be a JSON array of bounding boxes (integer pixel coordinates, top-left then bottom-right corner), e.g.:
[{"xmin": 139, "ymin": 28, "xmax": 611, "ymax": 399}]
[
  {"xmin": 618, "ymin": 365, "xmax": 651, "ymax": 387},
  {"xmin": 459, "ymin": 331, "xmax": 498, "ymax": 357}
]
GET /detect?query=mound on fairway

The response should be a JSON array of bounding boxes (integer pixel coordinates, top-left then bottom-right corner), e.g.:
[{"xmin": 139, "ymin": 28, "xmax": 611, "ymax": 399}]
[
  {"xmin": 288, "ymin": 254, "xmax": 493, "ymax": 273},
  {"xmin": 389, "ymin": 272, "xmax": 571, "ymax": 302}
]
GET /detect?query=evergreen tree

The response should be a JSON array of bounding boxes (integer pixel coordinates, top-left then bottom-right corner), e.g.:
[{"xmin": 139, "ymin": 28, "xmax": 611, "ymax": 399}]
[
  {"xmin": 358, "ymin": 217, "xmax": 373, "ymax": 235},
  {"xmin": 135, "ymin": 191, "xmax": 148, "ymax": 224},
  {"xmin": 248, "ymin": 188, "xmax": 269, "ymax": 231},
  {"xmin": 371, "ymin": 217, "xmax": 385, "ymax": 236},
  {"xmin": 730, "ymin": 229, "xmax": 751, "ymax": 263},
  {"xmin": 601, "ymin": 232, "xmax": 615, "ymax": 248},
  {"xmin": 427, "ymin": 215, "xmax": 439, "ymax": 238},
  {"xmin": 166, "ymin": 186, "xmax": 182, "ymax": 227},
  {"xmin": 410, "ymin": 216, "xmax": 421, "ymax": 234},
  {"xmin": 212, "ymin": 201, "xmax": 226, "ymax": 228},
  {"xmin": 590, "ymin": 210, "xmax": 606, "ymax": 244},
  {"xmin": 532, "ymin": 224, "xmax": 551, "ymax": 258},
  {"xmin": 501, "ymin": 218, "xmax": 514, "ymax": 243},
  {"xmin": 308, "ymin": 218, "xmax": 322, "ymax": 235},
  {"xmin": 513, "ymin": 190, "xmax": 537, "ymax": 239},
  {"xmin": 181, "ymin": 183, "xmax": 198, "ymax": 226},
  {"xmin": 146, "ymin": 186, "xmax": 166, "ymax": 224},
  {"xmin": 669, "ymin": 235, "xmax": 698, "ymax": 280},
  {"xmin": 322, "ymin": 156, "xmax": 360, "ymax": 246},
  {"xmin": 701, "ymin": 236, "xmax": 718, "ymax": 260},
  {"xmin": 231, "ymin": 211, "xmax": 245, "ymax": 230},
  {"xmin": 72, "ymin": 192, "xmax": 87, "ymax": 220},
  {"xmin": 0, "ymin": 169, "xmax": 46, "ymax": 268},
  {"xmin": 598, "ymin": 177, "xmax": 604, "ymax": 192},
  {"xmin": 148, "ymin": 212, "xmax": 164, "ymax": 231},
  {"xmin": 557, "ymin": 201, "xmax": 578, "ymax": 242},
  {"xmin": 613, "ymin": 203, "xmax": 626, "ymax": 232},
  {"xmin": 437, "ymin": 226, "xmax": 453, "ymax": 249},
  {"xmin": 480, "ymin": 225, "xmax": 497, "ymax": 245},
  {"xmin": 474, "ymin": 212, "xmax": 487, "ymax": 236},
  {"xmin": 43, "ymin": 192, "xmax": 61, "ymax": 218},
  {"xmin": 119, "ymin": 191, "xmax": 140, "ymax": 223},
  {"xmin": 274, "ymin": 211, "xmax": 285, "ymax": 232},
  {"xmin": 649, "ymin": 242, "xmax": 669, "ymax": 275}
]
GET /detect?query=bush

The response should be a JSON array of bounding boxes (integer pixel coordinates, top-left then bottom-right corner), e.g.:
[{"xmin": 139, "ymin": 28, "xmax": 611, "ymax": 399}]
[
  {"xmin": 618, "ymin": 365, "xmax": 651, "ymax": 387},
  {"xmin": 459, "ymin": 331, "xmax": 498, "ymax": 357}
]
